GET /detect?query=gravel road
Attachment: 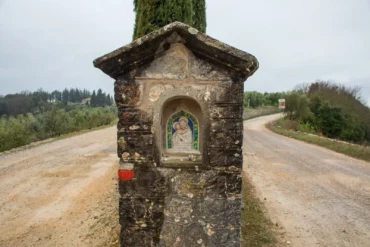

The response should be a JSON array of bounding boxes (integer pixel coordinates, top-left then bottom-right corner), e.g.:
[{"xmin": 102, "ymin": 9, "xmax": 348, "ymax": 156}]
[
  {"xmin": 244, "ymin": 114, "xmax": 370, "ymax": 247},
  {"xmin": 1, "ymin": 116, "xmax": 369, "ymax": 247},
  {"xmin": 0, "ymin": 127, "xmax": 119, "ymax": 247}
]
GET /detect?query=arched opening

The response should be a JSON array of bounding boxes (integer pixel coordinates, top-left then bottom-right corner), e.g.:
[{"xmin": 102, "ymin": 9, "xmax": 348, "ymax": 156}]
[{"xmin": 161, "ymin": 97, "xmax": 203, "ymax": 165}]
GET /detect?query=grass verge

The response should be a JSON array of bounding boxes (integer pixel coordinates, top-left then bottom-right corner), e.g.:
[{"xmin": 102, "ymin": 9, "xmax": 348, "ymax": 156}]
[
  {"xmin": 241, "ymin": 175, "xmax": 277, "ymax": 247},
  {"xmin": 266, "ymin": 119, "xmax": 370, "ymax": 162}
]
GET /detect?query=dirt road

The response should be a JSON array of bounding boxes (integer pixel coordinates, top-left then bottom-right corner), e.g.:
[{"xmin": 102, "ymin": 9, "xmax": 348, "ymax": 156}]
[
  {"xmin": 244, "ymin": 114, "xmax": 370, "ymax": 247},
  {"xmin": 1, "ymin": 116, "xmax": 370, "ymax": 247},
  {"xmin": 0, "ymin": 127, "xmax": 119, "ymax": 247}
]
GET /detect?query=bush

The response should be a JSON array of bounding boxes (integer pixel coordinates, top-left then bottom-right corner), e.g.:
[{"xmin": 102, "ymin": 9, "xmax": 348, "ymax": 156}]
[
  {"xmin": 307, "ymin": 81, "xmax": 370, "ymax": 143},
  {"xmin": 339, "ymin": 116, "xmax": 366, "ymax": 142},
  {"xmin": 297, "ymin": 121, "xmax": 316, "ymax": 134},
  {"xmin": 315, "ymin": 101, "xmax": 346, "ymax": 138},
  {"xmin": 0, "ymin": 106, "xmax": 117, "ymax": 152},
  {"xmin": 43, "ymin": 108, "xmax": 72, "ymax": 136},
  {"xmin": 284, "ymin": 92, "xmax": 313, "ymax": 120},
  {"xmin": 277, "ymin": 118, "xmax": 299, "ymax": 131}
]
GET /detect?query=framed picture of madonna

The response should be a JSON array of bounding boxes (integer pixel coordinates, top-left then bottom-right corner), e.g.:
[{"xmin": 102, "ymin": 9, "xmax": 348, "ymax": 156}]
[{"xmin": 167, "ymin": 110, "xmax": 199, "ymax": 152}]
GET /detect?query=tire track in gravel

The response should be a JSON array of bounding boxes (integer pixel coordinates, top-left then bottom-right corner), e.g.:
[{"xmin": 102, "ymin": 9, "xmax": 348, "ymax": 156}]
[{"xmin": 0, "ymin": 126, "xmax": 119, "ymax": 247}]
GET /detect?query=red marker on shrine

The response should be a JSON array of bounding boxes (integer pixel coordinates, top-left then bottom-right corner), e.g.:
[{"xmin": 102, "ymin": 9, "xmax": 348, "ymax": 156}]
[
  {"xmin": 118, "ymin": 169, "xmax": 134, "ymax": 181},
  {"xmin": 122, "ymin": 113, "xmax": 130, "ymax": 121},
  {"xmin": 118, "ymin": 162, "xmax": 134, "ymax": 181}
]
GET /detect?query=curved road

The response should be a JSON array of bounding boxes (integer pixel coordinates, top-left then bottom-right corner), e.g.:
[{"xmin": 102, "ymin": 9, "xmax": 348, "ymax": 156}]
[
  {"xmin": 0, "ymin": 115, "xmax": 369, "ymax": 246},
  {"xmin": 244, "ymin": 114, "xmax": 370, "ymax": 247}
]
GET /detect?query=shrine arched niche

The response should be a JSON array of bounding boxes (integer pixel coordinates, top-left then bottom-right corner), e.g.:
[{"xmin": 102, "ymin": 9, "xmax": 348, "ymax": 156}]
[{"xmin": 161, "ymin": 97, "xmax": 203, "ymax": 159}]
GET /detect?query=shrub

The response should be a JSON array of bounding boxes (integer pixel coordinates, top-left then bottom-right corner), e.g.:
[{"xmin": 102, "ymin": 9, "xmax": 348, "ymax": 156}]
[
  {"xmin": 284, "ymin": 92, "xmax": 313, "ymax": 121},
  {"xmin": 0, "ymin": 106, "xmax": 117, "ymax": 152},
  {"xmin": 297, "ymin": 121, "xmax": 316, "ymax": 134}
]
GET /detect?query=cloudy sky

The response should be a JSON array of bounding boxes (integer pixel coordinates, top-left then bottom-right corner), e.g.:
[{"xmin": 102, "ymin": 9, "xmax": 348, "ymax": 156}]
[{"xmin": 0, "ymin": 0, "xmax": 369, "ymax": 105}]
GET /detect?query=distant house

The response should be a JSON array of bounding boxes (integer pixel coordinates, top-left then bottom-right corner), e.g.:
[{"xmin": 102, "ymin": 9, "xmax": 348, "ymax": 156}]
[{"xmin": 81, "ymin": 98, "xmax": 91, "ymax": 105}]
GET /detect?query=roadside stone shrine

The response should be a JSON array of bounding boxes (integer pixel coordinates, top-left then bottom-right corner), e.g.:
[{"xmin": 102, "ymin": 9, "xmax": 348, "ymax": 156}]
[{"xmin": 93, "ymin": 22, "xmax": 258, "ymax": 247}]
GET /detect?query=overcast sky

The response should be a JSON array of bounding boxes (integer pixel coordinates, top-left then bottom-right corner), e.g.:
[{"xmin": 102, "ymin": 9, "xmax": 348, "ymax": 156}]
[{"xmin": 0, "ymin": 0, "xmax": 369, "ymax": 105}]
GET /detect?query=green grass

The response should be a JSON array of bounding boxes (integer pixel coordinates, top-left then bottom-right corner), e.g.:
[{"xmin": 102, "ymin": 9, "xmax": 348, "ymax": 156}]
[
  {"xmin": 267, "ymin": 119, "xmax": 370, "ymax": 162},
  {"xmin": 241, "ymin": 175, "xmax": 277, "ymax": 247}
]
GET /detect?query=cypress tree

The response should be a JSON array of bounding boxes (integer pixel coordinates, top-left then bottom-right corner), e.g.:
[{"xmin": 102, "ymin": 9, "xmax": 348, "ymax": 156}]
[
  {"xmin": 62, "ymin": 89, "xmax": 69, "ymax": 104},
  {"xmin": 91, "ymin": 90, "xmax": 96, "ymax": 107},
  {"xmin": 192, "ymin": 0, "xmax": 206, "ymax": 33},
  {"xmin": 133, "ymin": 0, "xmax": 206, "ymax": 40},
  {"xmin": 97, "ymin": 89, "xmax": 104, "ymax": 107}
]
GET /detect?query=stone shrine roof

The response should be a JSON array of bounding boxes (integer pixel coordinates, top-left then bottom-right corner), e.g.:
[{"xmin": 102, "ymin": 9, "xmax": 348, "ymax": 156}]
[{"xmin": 93, "ymin": 21, "xmax": 259, "ymax": 80}]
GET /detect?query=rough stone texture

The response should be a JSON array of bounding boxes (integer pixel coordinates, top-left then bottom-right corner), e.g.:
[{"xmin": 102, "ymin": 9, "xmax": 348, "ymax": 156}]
[
  {"xmin": 93, "ymin": 22, "xmax": 258, "ymax": 81},
  {"xmin": 93, "ymin": 22, "xmax": 258, "ymax": 247}
]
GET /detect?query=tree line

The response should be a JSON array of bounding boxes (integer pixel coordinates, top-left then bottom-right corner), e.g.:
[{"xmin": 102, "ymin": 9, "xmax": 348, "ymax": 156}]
[
  {"xmin": 244, "ymin": 91, "xmax": 285, "ymax": 108},
  {"xmin": 0, "ymin": 88, "xmax": 113, "ymax": 117},
  {"xmin": 0, "ymin": 87, "xmax": 117, "ymax": 152},
  {"xmin": 284, "ymin": 81, "xmax": 370, "ymax": 144}
]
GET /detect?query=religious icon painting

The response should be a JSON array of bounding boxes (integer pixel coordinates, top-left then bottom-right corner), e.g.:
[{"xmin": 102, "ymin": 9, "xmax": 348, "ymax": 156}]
[{"xmin": 167, "ymin": 110, "xmax": 199, "ymax": 151}]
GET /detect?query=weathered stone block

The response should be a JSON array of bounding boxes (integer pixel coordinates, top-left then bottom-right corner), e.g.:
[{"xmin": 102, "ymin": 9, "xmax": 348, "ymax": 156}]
[
  {"xmin": 117, "ymin": 132, "xmax": 153, "ymax": 157},
  {"xmin": 169, "ymin": 172, "xmax": 205, "ymax": 198},
  {"xmin": 215, "ymin": 82, "xmax": 244, "ymax": 104},
  {"xmin": 201, "ymin": 171, "xmax": 242, "ymax": 197},
  {"xmin": 195, "ymin": 198, "xmax": 242, "ymax": 228},
  {"xmin": 160, "ymin": 222, "xmax": 209, "ymax": 247},
  {"xmin": 209, "ymin": 130, "xmax": 243, "ymax": 149},
  {"xmin": 137, "ymin": 43, "xmax": 188, "ymax": 80},
  {"xmin": 119, "ymin": 168, "xmax": 169, "ymax": 197},
  {"xmin": 190, "ymin": 55, "xmax": 230, "ymax": 80},
  {"xmin": 114, "ymin": 84, "xmax": 141, "ymax": 106},
  {"xmin": 200, "ymin": 172, "xmax": 227, "ymax": 198},
  {"xmin": 208, "ymin": 149, "xmax": 242, "ymax": 168},
  {"xmin": 229, "ymin": 83, "xmax": 244, "ymax": 103},
  {"xmin": 178, "ymin": 223, "xmax": 208, "ymax": 247},
  {"xmin": 224, "ymin": 172, "xmax": 243, "ymax": 195},
  {"xmin": 208, "ymin": 228, "xmax": 241, "ymax": 247},
  {"xmin": 117, "ymin": 107, "xmax": 142, "ymax": 122},
  {"xmin": 115, "ymin": 76, "xmax": 132, "ymax": 86},
  {"xmin": 210, "ymin": 119, "xmax": 243, "ymax": 133},
  {"xmin": 210, "ymin": 104, "xmax": 243, "ymax": 119},
  {"xmin": 117, "ymin": 121, "xmax": 152, "ymax": 133},
  {"xmin": 120, "ymin": 228, "xmax": 160, "ymax": 247},
  {"xmin": 119, "ymin": 197, "xmax": 165, "ymax": 228},
  {"xmin": 164, "ymin": 170, "xmax": 241, "ymax": 198},
  {"xmin": 163, "ymin": 196, "xmax": 194, "ymax": 223},
  {"xmin": 158, "ymin": 223, "xmax": 183, "ymax": 246}
]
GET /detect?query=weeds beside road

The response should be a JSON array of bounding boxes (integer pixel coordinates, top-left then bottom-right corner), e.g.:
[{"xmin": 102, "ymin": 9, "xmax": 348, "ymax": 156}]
[
  {"xmin": 267, "ymin": 118, "xmax": 370, "ymax": 162},
  {"xmin": 244, "ymin": 114, "xmax": 370, "ymax": 246},
  {"xmin": 241, "ymin": 175, "xmax": 278, "ymax": 247}
]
